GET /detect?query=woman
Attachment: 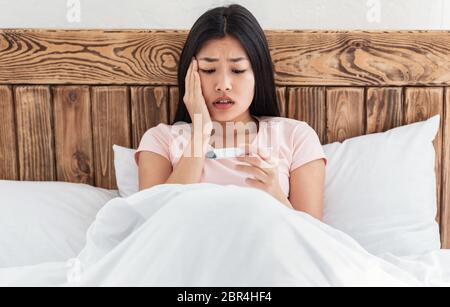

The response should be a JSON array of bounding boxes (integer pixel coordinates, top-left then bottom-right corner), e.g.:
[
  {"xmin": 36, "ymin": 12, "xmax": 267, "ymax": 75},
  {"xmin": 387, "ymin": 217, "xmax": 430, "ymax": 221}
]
[{"xmin": 135, "ymin": 4, "xmax": 327, "ymax": 220}]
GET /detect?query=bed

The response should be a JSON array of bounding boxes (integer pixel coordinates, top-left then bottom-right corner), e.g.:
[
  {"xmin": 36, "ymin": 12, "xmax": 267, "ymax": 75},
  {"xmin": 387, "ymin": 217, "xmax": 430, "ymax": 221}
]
[{"xmin": 0, "ymin": 29, "xmax": 449, "ymax": 286}]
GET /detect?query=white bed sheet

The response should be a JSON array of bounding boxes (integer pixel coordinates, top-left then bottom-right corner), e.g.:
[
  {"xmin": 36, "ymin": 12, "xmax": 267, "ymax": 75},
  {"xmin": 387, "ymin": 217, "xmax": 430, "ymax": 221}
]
[{"xmin": 1, "ymin": 183, "xmax": 449, "ymax": 287}]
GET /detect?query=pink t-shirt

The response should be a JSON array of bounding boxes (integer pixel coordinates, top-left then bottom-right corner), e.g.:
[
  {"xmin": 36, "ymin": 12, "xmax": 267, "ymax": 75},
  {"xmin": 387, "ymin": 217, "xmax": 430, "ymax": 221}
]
[{"xmin": 135, "ymin": 116, "xmax": 327, "ymax": 198}]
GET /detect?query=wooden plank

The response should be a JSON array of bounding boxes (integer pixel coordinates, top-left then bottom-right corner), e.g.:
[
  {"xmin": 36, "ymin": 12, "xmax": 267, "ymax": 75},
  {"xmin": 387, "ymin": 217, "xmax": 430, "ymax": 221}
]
[
  {"xmin": 169, "ymin": 86, "xmax": 179, "ymax": 124},
  {"xmin": 366, "ymin": 87, "xmax": 403, "ymax": 134},
  {"xmin": 53, "ymin": 86, "xmax": 94, "ymax": 185},
  {"xmin": 267, "ymin": 31, "xmax": 450, "ymax": 86},
  {"xmin": 287, "ymin": 87, "xmax": 326, "ymax": 144},
  {"xmin": 276, "ymin": 87, "xmax": 287, "ymax": 118},
  {"xmin": 442, "ymin": 88, "xmax": 450, "ymax": 249},
  {"xmin": 131, "ymin": 86, "xmax": 169, "ymax": 149},
  {"xmin": 15, "ymin": 86, "xmax": 55, "ymax": 181},
  {"xmin": 2, "ymin": 30, "xmax": 450, "ymax": 86},
  {"xmin": 326, "ymin": 88, "xmax": 365, "ymax": 143},
  {"xmin": 91, "ymin": 87, "xmax": 131, "ymax": 189},
  {"xmin": 404, "ymin": 87, "xmax": 444, "ymax": 228},
  {"xmin": 0, "ymin": 29, "xmax": 184, "ymax": 85},
  {"xmin": 0, "ymin": 86, "xmax": 18, "ymax": 180}
]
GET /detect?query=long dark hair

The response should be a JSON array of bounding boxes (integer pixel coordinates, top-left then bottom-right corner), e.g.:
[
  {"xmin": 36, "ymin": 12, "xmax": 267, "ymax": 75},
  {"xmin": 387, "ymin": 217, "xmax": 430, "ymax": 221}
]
[{"xmin": 172, "ymin": 4, "xmax": 280, "ymax": 124}]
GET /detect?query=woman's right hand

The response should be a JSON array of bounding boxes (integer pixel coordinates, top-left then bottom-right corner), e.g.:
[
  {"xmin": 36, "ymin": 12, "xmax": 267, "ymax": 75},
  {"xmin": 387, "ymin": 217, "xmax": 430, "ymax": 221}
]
[{"xmin": 183, "ymin": 57, "xmax": 213, "ymax": 138}]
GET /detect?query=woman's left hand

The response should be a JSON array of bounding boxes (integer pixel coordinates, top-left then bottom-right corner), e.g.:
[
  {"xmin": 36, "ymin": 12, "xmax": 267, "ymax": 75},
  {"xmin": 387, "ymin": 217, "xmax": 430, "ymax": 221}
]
[{"xmin": 235, "ymin": 145, "xmax": 292, "ymax": 208}]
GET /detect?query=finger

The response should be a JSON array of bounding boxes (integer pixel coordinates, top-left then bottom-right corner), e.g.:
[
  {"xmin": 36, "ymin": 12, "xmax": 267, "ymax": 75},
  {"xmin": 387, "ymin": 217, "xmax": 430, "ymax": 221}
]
[
  {"xmin": 193, "ymin": 57, "xmax": 198, "ymax": 72},
  {"xmin": 257, "ymin": 146, "xmax": 272, "ymax": 161},
  {"xmin": 194, "ymin": 59, "xmax": 203, "ymax": 87},
  {"xmin": 185, "ymin": 57, "xmax": 193, "ymax": 84},
  {"xmin": 186, "ymin": 58, "xmax": 195, "ymax": 101},
  {"xmin": 235, "ymin": 164, "xmax": 268, "ymax": 182},
  {"xmin": 239, "ymin": 143, "xmax": 277, "ymax": 166},
  {"xmin": 240, "ymin": 154, "xmax": 279, "ymax": 178},
  {"xmin": 236, "ymin": 155, "xmax": 274, "ymax": 173},
  {"xmin": 237, "ymin": 142, "xmax": 274, "ymax": 161},
  {"xmin": 236, "ymin": 155, "xmax": 263, "ymax": 167},
  {"xmin": 245, "ymin": 177, "xmax": 266, "ymax": 190},
  {"xmin": 193, "ymin": 60, "xmax": 201, "ymax": 91},
  {"xmin": 193, "ymin": 70, "xmax": 200, "ymax": 99},
  {"xmin": 189, "ymin": 58, "xmax": 195, "ymax": 99}
]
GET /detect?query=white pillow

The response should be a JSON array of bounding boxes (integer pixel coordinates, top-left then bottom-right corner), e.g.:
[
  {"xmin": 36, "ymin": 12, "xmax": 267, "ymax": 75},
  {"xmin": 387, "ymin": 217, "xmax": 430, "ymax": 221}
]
[
  {"xmin": 114, "ymin": 115, "xmax": 441, "ymax": 257},
  {"xmin": 113, "ymin": 144, "xmax": 139, "ymax": 197},
  {"xmin": 0, "ymin": 180, "xmax": 118, "ymax": 267},
  {"xmin": 323, "ymin": 115, "xmax": 441, "ymax": 256}
]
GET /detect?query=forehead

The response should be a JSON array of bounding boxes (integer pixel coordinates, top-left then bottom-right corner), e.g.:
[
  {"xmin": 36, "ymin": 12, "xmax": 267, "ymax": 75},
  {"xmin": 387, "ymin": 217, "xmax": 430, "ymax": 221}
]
[{"xmin": 197, "ymin": 36, "xmax": 248, "ymax": 62}]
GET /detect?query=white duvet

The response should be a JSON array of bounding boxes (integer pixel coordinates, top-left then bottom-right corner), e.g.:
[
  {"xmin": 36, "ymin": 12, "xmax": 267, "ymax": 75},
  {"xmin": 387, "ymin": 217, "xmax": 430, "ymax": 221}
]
[{"xmin": 1, "ymin": 183, "xmax": 449, "ymax": 287}]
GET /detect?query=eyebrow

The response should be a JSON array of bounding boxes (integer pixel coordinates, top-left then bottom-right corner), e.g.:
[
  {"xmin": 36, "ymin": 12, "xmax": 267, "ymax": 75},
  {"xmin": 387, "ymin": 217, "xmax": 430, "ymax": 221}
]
[{"xmin": 198, "ymin": 57, "xmax": 248, "ymax": 63}]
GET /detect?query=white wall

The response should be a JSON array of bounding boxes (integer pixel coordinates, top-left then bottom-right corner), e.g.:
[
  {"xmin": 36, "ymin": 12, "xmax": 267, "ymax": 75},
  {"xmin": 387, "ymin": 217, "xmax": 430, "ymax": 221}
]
[{"xmin": 0, "ymin": 0, "xmax": 448, "ymax": 30}]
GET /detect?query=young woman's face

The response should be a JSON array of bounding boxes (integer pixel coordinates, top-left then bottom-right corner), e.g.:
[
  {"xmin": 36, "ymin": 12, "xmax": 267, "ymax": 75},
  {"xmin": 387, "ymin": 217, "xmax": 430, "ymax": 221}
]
[{"xmin": 196, "ymin": 35, "xmax": 255, "ymax": 123}]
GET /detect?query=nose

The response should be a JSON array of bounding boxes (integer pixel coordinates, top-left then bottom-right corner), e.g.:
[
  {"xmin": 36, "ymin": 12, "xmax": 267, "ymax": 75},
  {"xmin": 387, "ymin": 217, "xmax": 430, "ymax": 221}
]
[{"xmin": 215, "ymin": 72, "xmax": 232, "ymax": 92}]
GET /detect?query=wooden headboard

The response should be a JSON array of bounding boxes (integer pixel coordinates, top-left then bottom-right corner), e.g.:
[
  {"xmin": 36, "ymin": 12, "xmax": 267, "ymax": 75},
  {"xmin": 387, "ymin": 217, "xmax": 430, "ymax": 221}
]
[{"xmin": 0, "ymin": 29, "xmax": 448, "ymax": 248}]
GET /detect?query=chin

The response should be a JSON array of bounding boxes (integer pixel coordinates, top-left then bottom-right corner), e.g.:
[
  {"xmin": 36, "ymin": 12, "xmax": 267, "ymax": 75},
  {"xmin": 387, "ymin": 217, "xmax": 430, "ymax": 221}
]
[
  {"xmin": 211, "ymin": 112, "xmax": 239, "ymax": 123},
  {"xmin": 211, "ymin": 115, "xmax": 229, "ymax": 123},
  {"xmin": 210, "ymin": 108, "xmax": 247, "ymax": 123}
]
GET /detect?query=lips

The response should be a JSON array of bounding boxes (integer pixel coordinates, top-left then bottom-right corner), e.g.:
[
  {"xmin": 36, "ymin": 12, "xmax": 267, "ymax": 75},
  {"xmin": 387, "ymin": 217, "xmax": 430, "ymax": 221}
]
[
  {"xmin": 213, "ymin": 102, "xmax": 234, "ymax": 110},
  {"xmin": 213, "ymin": 96, "xmax": 235, "ymax": 105}
]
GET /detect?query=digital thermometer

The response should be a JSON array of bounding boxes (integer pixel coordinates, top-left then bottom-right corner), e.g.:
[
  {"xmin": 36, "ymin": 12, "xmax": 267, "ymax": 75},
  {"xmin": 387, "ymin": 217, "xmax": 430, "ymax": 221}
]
[{"xmin": 205, "ymin": 147, "xmax": 245, "ymax": 160}]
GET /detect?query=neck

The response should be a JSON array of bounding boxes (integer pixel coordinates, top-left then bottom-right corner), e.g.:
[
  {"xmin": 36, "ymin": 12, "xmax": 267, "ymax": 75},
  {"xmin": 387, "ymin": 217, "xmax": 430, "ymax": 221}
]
[
  {"xmin": 215, "ymin": 112, "xmax": 258, "ymax": 133},
  {"xmin": 210, "ymin": 112, "xmax": 259, "ymax": 148}
]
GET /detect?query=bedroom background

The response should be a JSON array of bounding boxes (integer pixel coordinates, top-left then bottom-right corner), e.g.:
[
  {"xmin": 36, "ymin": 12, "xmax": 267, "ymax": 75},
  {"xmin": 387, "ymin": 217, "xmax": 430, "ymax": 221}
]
[
  {"xmin": 0, "ymin": 0, "xmax": 449, "ymax": 252},
  {"xmin": 1, "ymin": 0, "xmax": 450, "ymax": 286}
]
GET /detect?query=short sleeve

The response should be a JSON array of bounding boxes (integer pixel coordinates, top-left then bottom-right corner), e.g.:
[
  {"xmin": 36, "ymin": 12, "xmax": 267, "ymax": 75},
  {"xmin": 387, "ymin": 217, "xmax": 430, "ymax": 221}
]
[
  {"xmin": 134, "ymin": 124, "xmax": 171, "ymax": 166},
  {"xmin": 290, "ymin": 123, "xmax": 327, "ymax": 172}
]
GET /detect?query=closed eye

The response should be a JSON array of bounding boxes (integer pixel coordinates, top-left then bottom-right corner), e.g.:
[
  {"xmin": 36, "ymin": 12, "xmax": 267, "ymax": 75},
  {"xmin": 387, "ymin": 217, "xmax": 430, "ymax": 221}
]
[
  {"xmin": 200, "ymin": 69, "xmax": 247, "ymax": 74},
  {"xmin": 200, "ymin": 69, "xmax": 215, "ymax": 74}
]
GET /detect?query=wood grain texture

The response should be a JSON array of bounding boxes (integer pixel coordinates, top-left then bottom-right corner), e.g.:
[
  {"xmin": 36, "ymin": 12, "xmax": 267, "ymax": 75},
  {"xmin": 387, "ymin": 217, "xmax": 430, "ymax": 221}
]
[
  {"xmin": 404, "ymin": 87, "xmax": 444, "ymax": 227},
  {"xmin": 169, "ymin": 86, "xmax": 179, "ymax": 124},
  {"xmin": 276, "ymin": 87, "xmax": 287, "ymax": 117},
  {"xmin": 326, "ymin": 88, "xmax": 365, "ymax": 143},
  {"xmin": 14, "ymin": 86, "xmax": 55, "ymax": 181},
  {"xmin": 287, "ymin": 87, "xmax": 326, "ymax": 144},
  {"xmin": 0, "ymin": 29, "xmax": 185, "ymax": 85},
  {"xmin": 442, "ymin": 88, "xmax": 450, "ymax": 248},
  {"xmin": 267, "ymin": 31, "xmax": 450, "ymax": 86},
  {"xmin": 91, "ymin": 87, "xmax": 131, "ymax": 189},
  {"xmin": 131, "ymin": 86, "xmax": 169, "ymax": 148},
  {"xmin": 2, "ymin": 30, "xmax": 450, "ymax": 86},
  {"xmin": 53, "ymin": 86, "xmax": 94, "ymax": 185},
  {"xmin": 366, "ymin": 88, "xmax": 403, "ymax": 134},
  {"xmin": 0, "ymin": 86, "xmax": 18, "ymax": 180}
]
